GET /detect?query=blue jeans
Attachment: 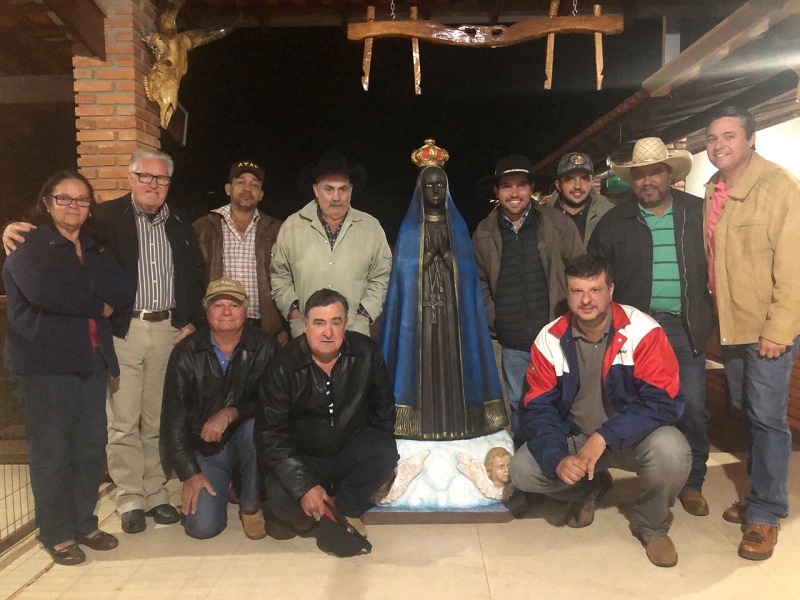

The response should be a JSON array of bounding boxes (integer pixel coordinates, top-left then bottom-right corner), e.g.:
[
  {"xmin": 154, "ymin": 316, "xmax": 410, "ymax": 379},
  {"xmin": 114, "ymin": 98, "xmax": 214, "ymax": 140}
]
[
  {"xmin": 14, "ymin": 350, "xmax": 108, "ymax": 548},
  {"xmin": 501, "ymin": 347, "xmax": 531, "ymax": 442},
  {"xmin": 183, "ymin": 418, "xmax": 260, "ymax": 539},
  {"xmin": 722, "ymin": 337, "xmax": 799, "ymax": 526},
  {"xmin": 652, "ymin": 313, "xmax": 709, "ymax": 491}
]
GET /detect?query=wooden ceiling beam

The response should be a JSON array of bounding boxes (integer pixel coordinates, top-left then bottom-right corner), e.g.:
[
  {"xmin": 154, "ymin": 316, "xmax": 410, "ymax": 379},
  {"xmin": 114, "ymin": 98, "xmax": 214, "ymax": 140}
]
[
  {"xmin": 181, "ymin": 3, "xmax": 625, "ymax": 29},
  {"xmin": 622, "ymin": 0, "xmax": 752, "ymax": 21},
  {"xmin": 643, "ymin": 0, "xmax": 800, "ymax": 98},
  {"xmin": 348, "ymin": 15, "xmax": 624, "ymax": 46},
  {"xmin": 42, "ymin": 0, "xmax": 106, "ymax": 60}
]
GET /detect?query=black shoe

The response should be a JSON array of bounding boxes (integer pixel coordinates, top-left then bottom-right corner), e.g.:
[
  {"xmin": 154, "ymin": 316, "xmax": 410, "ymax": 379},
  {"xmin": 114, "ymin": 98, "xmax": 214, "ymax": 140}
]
[
  {"xmin": 121, "ymin": 509, "xmax": 146, "ymax": 534},
  {"xmin": 77, "ymin": 530, "xmax": 119, "ymax": 551},
  {"xmin": 145, "ymin": 504, "xmax": 180, "ymax": 525},
  {"xmin": 45, "ymin": 542, "xmax": 86, "ymax": 566}
]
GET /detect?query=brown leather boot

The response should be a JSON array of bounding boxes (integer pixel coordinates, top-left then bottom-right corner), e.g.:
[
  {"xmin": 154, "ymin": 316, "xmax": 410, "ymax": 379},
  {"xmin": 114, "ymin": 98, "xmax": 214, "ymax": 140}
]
[
  {"xmin": 723, "ymin": 500, "xmax": 747, "ymax": 524},
  {"xmin": 565, "ymin": 471, "xmax": 613, "ymax": 528},
  {"xmin": 738, "ymin": 523, "xmax": 778, "ymax": 560},
  {"xmin": 678, "ymin": 490, "xmax": 709, "ymax": 516},
  {"xmin": 239, "ymin": 509, "xmax": 267, "ymax": 540},
  {"xmin": 643, "ymin": 534, "xmax": 679, "ymax": 568}
]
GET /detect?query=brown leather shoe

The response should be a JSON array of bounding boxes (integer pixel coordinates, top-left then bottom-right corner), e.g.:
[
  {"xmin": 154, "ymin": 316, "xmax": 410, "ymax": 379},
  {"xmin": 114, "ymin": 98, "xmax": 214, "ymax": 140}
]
[
  {"xmin": 643, "ymin": 534, "xmax": 678, "ymax": 567},
  {"xmin": 678, "ymin": 490, "xmax": 709, "ymax": 516},
  {"xmin": 738, "ymin": 523, "xmax": 778, "ymax": 560},
  {"xmin": 565, "ymin": 471, "xmax": 613, "ymax": 528},
  {"xmin": 723, "ymin": 500, "xmax": 747, "ymax": 524},
  {"xmin": 239, "ymin": 509, "xmax": 267, "ymax": 540}
]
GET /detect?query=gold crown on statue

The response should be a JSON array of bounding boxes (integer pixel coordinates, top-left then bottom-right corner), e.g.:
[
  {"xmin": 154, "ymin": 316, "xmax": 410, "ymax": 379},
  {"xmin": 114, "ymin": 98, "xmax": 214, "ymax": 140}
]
[{"xmin": 411, "ymin": 139, "xmax": 449, "ymax": 169}]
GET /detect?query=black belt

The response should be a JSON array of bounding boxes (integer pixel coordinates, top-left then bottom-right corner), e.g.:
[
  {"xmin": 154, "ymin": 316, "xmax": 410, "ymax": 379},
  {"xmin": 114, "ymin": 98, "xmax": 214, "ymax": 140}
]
[{"xmin": 132, "ymin": 310, "xmax": 171, "ymax": 322}]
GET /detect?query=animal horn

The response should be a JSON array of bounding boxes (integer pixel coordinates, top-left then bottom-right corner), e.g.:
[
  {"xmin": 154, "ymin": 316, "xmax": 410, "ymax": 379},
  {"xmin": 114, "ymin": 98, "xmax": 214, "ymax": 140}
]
[
  {"xmin": 155, "ymin": 0, "xmax": 187, "ymax": 36},
  {"xmin": 184, "ymin": 13, "xmax": 243, "ymax": 49}
]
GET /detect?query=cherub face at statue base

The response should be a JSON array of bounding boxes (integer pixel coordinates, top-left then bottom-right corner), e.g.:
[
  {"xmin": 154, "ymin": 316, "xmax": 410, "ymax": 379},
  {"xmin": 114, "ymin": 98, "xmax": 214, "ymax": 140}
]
[
  {"xmin": 485, "ymin": 447, "xmax": 512, "ymax": 487},
  {"xmin": 420, "ymin": 167, "xmax": 447, "ymax": 215}
]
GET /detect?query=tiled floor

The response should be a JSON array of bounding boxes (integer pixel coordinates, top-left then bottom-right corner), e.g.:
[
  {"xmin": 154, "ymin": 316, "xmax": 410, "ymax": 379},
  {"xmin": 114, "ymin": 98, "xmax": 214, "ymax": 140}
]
[{"xmin": 2, "ymin": 448, "xmax": 800, "ymax": 600}]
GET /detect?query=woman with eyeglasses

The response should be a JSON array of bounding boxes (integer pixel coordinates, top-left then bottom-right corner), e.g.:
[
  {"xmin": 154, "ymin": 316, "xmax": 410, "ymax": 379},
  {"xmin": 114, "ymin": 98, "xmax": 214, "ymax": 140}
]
[{"xmin": 2, "ymin": 171, "xmax": 135, "ymax": 565}]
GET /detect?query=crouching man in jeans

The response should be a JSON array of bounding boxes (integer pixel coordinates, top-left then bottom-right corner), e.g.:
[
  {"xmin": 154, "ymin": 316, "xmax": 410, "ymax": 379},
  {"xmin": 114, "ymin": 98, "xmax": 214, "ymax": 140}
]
[
  {"xmin": 255, "ymin": 288, "xmax": 398, "ymax": 544},
  {"xmin": 510, "ymin": 255, "xmax": 690, "ymax": 567},
  {"xmin": 160, "ymin": 277, "xmax": 278, "ymax": 539}
]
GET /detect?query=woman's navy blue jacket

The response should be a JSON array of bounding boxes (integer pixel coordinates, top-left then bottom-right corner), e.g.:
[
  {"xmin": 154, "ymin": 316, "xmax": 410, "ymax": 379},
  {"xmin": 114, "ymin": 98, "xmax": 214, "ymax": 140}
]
[{"xmin": 3, "ymin": 225, "xmax": 135, "ymax": 376}]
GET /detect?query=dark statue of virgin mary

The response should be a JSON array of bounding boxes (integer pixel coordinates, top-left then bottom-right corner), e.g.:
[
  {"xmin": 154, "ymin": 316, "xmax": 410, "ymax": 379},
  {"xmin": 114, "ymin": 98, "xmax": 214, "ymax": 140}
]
[{"xmin": 379, "ymin": 165, "xmax": 507, "ymax": 440}]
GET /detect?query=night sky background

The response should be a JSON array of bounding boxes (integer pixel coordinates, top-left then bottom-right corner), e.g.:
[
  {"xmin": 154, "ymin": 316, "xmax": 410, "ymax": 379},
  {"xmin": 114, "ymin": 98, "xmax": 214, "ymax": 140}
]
[{"xmin": 161, "ymin": 20, "xmax": 666, "ymax": 243}]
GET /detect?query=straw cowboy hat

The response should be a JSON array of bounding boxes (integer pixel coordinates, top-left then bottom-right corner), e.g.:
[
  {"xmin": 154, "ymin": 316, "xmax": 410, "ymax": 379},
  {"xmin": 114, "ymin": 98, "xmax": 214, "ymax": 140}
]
[{"xmin": 610, "ymin": 137, "xmax": 693, "ymax": 184}]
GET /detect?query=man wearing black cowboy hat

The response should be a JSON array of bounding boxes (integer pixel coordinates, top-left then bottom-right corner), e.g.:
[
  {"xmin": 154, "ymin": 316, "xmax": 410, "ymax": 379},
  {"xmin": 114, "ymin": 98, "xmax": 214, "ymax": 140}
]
[
  {"xmin": 193, "ymin": 160, "xmax": 289, "ymax": 346},
  {"xmin": 270, "ymin": 151, "xmax": 392, "ymax": 339},
  {"xmin": 472, "ymin": 155, "xmax": 583, "ymax": 443}
]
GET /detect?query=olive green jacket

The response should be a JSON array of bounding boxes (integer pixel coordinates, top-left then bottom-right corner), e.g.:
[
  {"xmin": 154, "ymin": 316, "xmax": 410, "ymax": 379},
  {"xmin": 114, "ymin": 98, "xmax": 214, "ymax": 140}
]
[
  {"xmin": 471, "ymin": 204, "xmax": 584, "ymax": 332},
  {"xmin": 270, "ymin": 200, "xmax": 392, "ymax": 338}
]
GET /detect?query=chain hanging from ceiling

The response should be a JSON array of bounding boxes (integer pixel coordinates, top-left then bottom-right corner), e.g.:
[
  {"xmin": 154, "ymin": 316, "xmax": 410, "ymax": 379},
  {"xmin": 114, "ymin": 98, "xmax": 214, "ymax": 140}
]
[{"xmin": 349, "ymin": 2, "xmax": 622, "ymax": 95}]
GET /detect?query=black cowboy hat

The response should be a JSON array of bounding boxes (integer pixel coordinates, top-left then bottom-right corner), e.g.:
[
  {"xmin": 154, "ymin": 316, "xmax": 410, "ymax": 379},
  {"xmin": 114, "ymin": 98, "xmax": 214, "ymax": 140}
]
[
  {"xmin": 297, "ymin": 151, "xmax": 367, "ymax": 199},
  {"xmin": 475, "ymin": 155, "xmax": 553, "ymax": 201},
  {"xmin": 315, "ymin": 499, "xmax": 372, "ymax": 557}
]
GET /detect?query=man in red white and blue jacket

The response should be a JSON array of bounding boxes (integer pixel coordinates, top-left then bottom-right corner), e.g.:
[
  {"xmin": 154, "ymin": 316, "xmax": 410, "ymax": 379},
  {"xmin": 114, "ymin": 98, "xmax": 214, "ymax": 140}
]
[{"xmin": 510, "ymin": 255, "xmax": 690, "ymax": 568}]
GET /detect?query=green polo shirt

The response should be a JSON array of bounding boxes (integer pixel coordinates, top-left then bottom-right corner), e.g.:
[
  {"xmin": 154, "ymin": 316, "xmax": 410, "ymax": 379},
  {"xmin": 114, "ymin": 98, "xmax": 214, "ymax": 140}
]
[{"xmin": 640, "ymin": 203, "xmax": 681, "ymax": 314}]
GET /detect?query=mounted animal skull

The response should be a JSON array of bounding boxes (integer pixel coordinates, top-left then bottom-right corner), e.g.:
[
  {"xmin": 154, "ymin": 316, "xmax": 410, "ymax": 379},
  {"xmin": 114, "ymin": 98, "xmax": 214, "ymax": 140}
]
[{"xmin": 144, "ymin": 0, "xmax": 240, "ymax": 128}]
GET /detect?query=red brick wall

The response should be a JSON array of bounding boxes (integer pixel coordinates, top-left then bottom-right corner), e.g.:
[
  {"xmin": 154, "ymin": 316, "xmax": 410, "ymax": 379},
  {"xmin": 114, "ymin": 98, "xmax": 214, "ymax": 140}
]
[{"xmin": 73, "ymin": 0, "xmax": 160, "ymax": 201}]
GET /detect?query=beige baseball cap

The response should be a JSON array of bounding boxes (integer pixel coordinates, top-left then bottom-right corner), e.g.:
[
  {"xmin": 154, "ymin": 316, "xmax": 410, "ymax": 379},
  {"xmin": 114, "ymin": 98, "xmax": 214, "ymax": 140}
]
[{"xmin": 204, "ymin": 277, "xmax": 247, "ymax": 303}]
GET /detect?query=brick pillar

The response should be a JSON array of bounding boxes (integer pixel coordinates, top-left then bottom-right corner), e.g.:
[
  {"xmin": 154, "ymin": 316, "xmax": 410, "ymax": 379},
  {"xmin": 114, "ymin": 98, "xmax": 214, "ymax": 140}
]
[{"xmin": 72, "ymin": 0, "xmax": 160, "ymax": 201}]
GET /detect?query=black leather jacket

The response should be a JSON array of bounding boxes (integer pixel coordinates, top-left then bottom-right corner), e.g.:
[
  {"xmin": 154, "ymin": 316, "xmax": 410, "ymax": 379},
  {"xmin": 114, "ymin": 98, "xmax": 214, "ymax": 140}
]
[
  {"xmin": 255, "ymin": 331, "xmax": 396, "ymax": 502},
  {"xmin": 94, "ymin": 194, "xmax": 205, "ymax": 338},
  {"xmin": 587, "ymin": 190, "xmax": 714, "ymax": 355},
  {"xmin": 160, "ymin": 323, "xmax": 278, "ymax": 481}
]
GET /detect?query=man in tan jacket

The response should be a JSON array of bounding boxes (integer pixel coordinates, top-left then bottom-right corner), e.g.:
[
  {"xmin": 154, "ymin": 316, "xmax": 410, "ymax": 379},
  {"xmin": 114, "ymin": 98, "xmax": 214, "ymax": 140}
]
[{"xmin": 705, "ymin": 105, "xmax": 800, "ymax": 562}]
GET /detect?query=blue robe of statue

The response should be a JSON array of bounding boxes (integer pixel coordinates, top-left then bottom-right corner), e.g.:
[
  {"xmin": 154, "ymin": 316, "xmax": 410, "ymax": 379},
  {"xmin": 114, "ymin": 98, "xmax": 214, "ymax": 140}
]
[{"xmin": 379, "ymin": 167, "xmax": 506, "ymax": 440}]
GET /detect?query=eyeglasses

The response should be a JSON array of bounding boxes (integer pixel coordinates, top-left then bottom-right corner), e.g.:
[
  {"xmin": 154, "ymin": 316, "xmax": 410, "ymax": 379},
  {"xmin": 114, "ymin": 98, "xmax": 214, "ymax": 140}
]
[
  {"xmin": 50, "ymin": 194, "xmax": 91, "ymax": 207},
  {"xmin": 133, "ymin": 172, "xmax": 171, "ymax": 186}
]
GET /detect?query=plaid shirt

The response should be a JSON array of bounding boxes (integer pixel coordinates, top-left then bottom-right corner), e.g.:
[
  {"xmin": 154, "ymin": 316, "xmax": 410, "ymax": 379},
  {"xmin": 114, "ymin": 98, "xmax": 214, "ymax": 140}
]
[
  {"xmin": 317, "ymin": 204, "xmax": 345, "ymax": 250},
  {"xmin": 213, "ymin": 205, "xmax": 260, "ymax": 319},
  {"xmin": 499, "ymin": 203, "xmax": 531, "ymax": 233}
]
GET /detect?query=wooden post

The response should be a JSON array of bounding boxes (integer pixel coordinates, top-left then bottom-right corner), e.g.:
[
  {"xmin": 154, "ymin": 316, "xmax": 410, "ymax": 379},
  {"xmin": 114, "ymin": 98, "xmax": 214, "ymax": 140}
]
[
  {"xmin": 411, "ymin": 7, "xmax": 421, "ymax": 95},
  {"xmin": 361, "ymin": 6, "xmax": 375, "ymax": 91},
  {"xmin": 544, "ymin": 0, "xmax": 560, "ymax": 90},
  {"xmin": 594, "ymin": 4, "xmax": 604, "ymax": 90}
]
